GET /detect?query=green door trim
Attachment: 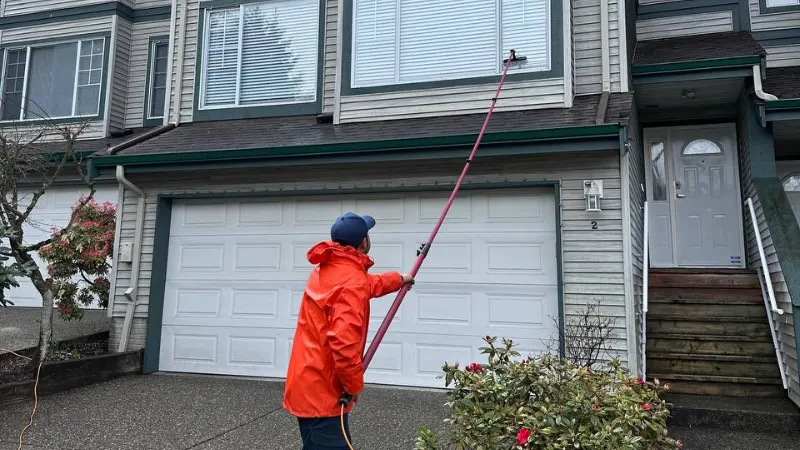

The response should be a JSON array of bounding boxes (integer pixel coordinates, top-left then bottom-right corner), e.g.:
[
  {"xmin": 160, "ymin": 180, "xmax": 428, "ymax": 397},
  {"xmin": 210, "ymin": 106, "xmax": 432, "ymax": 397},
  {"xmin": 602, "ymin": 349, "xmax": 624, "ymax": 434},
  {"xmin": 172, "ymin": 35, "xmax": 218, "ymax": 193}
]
[{"xmin": 142, "ymin": 180, "xmax": 567, "ymax": 374}]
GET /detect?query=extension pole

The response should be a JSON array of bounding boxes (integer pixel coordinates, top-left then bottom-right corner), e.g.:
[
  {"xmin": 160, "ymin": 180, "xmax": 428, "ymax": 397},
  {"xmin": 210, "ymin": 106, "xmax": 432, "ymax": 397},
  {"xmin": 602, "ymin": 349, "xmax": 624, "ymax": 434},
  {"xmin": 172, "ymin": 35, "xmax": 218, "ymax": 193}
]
[{"xmin": 362, "ymin": 50, "xmax": 523, "ymax": 371}]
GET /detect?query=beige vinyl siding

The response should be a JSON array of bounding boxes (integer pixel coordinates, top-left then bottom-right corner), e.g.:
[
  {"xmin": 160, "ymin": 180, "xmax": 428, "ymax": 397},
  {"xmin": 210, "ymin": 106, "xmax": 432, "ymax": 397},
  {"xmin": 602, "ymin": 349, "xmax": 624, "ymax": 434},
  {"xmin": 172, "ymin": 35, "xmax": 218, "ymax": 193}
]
[
  {"xmin": 110, "ymin": 18, "xmax": 132, "ymax": 133},
  {"xmin": 136, "ymin": 0, "xmax": 171, "ymax": 7},
  {"xmin": 635, "ymin": 11, "xmax": 734, "ymax": 41},
  {"xmin": 338, "ymin": 78, "xmax": 566, "ymax": 123},
  {"xmin": 738, "ymin": 109, "xmax": 800, "ymax": 407},
  {"xmin": 2, "ymin": 0, "xmax": 133, "ymax": 16},
  {"xmin": 625, "ymin": 102, "xmax": 645, "ymax": 377},
  {"xmin": 0, "ymin": 16, "xmax": 114, "ymax": 140},
  {"xmin": 766, "ymin": 45, "xmax": 800, "ymax": 68},
  {"xmin": 126, "ymin": 19, "xmax": 171, "ymax": 128},
  {"xmin": 573, "ymin": 0, "xmax": 623, "ymax": 95},
  {"xmin": 109, "ymin": 151, "xmax": 634, "ymax": 367},
  {"xmin": 750, "ymin": 0, "xmax": 800, "ymax": 31}
]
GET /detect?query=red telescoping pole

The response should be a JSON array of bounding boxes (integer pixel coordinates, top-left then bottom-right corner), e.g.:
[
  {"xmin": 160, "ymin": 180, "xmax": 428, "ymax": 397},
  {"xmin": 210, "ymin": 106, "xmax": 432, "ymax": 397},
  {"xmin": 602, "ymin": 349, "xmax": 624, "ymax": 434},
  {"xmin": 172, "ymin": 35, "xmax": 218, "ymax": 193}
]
[{"xmin": 361, "ymin": 50, "xmax": 523, "ymax": 370}]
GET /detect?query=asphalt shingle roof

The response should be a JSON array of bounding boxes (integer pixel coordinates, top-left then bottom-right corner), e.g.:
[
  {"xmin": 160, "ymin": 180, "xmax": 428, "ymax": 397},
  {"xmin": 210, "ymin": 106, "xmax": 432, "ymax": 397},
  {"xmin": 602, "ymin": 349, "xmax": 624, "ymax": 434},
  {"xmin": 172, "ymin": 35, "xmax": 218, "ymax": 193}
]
[
  {"xmin": 633, "ymin": 31, "xmax": 766, "ymax": 67},
  {"xmin": 103, "ymin": 93, "xmax": 632, "ymax": 157},
  {"xmin": 764, "ymin": 66, "xmax": 800, "ymax": 100},
  {"xmin": 36, "ymin": 126, "xmax": 156, "ymax": 154}
]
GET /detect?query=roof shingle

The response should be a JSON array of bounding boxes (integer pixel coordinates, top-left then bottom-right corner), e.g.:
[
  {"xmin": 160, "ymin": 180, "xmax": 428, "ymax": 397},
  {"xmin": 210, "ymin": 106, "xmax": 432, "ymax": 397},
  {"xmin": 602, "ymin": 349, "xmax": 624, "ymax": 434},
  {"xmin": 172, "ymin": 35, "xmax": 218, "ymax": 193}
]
[
  {"xmin": 764, "ymin": 67, "xmax": 800, "ymax": 100},
  {"xmin": 634, "ymin": 31, "xmax": 765, "ymax": 67},
  {"xmin": 103, "ymin": 93, "xmax": 632, "ymax": 157}
]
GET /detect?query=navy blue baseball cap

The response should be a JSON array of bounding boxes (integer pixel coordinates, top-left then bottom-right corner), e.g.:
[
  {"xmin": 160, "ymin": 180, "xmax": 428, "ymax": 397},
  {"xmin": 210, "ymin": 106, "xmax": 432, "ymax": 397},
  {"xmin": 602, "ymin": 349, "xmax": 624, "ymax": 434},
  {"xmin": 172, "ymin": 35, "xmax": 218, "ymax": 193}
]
[{"xmin": 330, "ymin": 212, "xmax": 376, "ymax": 247}]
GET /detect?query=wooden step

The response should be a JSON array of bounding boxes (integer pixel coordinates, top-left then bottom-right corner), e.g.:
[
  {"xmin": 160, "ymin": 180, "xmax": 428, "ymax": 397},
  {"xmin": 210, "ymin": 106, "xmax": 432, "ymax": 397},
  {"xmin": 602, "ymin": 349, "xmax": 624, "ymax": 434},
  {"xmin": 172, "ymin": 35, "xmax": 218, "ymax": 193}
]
[
  {"xmin": 649, "ymin": 272, "xmax": 760, "ymax": 289},
  {"xmin": 647, "ymin": 355, "xmax": 782, "ymax": 379},
  {"xmin": 649, "ymin": 287, "xmax": 763, "ymax": 304},
  {"xmin": 648, "ymin": 353, "xmax": 778, "ymax": 363},
  {"xmin": 647, "ymin": 320, "xmax": 772, "ymax": 338},
  {"xmin": 646, "ymin": 336, "xmax": 777, "ymax": 357},
  {"xmin": 647, "ymin": 313, "xmax": 768, "ymax": 324},
  {"xmin": 647, "ymin": 373, "xmax": 783, "ymax": 385},
  {"xmin": 647, "ymin": 303, "xmax": 766, "ymax": 320},
  {"xmin": 652, "ymin": 379, "xmax": 786, "ymax": 397}
]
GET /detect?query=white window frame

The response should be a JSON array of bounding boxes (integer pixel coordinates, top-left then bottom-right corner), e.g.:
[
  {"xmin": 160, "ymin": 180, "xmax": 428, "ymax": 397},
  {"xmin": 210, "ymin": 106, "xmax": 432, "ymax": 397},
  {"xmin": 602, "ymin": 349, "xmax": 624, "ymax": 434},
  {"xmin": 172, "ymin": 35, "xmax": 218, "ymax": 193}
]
[
  {"xmin": 765, "ymin": 0, "xmax": 800, "ymax": 8},
  {"xmin": 146, "ymin": 39, "xmax": 169, "ymax": 120},
  {"xmin": 0, "ymin": 36, "xmax": 106, "ymax": 122},
  {"xmin": 198, "ymin": 2, "xmax": 321, "ymax": 111},
  {"xmin": 349, "ymin": 0, "xmax": 552, "ymax": 89}
]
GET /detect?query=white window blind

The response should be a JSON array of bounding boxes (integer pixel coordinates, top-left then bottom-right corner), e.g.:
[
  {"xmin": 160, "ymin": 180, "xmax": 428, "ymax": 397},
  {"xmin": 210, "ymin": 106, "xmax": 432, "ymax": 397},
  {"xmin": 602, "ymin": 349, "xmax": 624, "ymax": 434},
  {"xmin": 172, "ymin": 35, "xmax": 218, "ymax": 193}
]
[
  {"xmin": 352, "ymin": 0, "xmax": 550, "ymax": 88},
  {"xmin": 766, "ymin": 0, "xmax": 799, "ymax": 7},
  {"xmin": 201, "ymin": 0, "xmax": 319, "ymax": 109},
  {"xmin": 0, "ymin": 37, "xmax": 105, "ymax": 121}
]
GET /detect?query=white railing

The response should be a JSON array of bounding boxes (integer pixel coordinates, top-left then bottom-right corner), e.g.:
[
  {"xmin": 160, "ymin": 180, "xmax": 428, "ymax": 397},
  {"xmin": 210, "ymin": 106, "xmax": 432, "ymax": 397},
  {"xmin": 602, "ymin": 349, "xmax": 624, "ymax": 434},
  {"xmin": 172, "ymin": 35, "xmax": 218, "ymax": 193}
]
[
  {"xmin": 745, "ymin": 197, "xmax": 788, "ymax": 389},
  {"xmin": 642, "ymin": 201, "xmax": 649, "ymax": 380}
]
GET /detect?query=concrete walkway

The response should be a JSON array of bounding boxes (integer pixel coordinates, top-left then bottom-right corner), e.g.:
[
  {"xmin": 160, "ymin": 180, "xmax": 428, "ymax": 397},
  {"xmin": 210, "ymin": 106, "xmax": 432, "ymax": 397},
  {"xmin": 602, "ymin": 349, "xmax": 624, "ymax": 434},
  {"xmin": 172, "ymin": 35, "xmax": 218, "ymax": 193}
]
[
  {"xmin": 0, "ymin": 307, "xmax": 110, "ymax": 353},
  {"xmin": 1, "ymin": 373, "xmax": 798, "ymax": 449}
]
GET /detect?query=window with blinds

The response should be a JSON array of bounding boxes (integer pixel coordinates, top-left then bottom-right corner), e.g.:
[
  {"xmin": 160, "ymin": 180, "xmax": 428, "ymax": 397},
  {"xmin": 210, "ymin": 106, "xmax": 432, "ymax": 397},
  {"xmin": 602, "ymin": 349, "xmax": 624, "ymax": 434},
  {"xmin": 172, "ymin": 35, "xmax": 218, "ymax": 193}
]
[
  {"xmin": 200, "ymin": 0, "xmax": 320, "ymax": 109},
  {"xmin": 766, "ymin": 0, "xmax": 800, "ymax": 7},
  {"xmin": 351, "ymin": 0, "xmax": 551, "ymax": 88}
]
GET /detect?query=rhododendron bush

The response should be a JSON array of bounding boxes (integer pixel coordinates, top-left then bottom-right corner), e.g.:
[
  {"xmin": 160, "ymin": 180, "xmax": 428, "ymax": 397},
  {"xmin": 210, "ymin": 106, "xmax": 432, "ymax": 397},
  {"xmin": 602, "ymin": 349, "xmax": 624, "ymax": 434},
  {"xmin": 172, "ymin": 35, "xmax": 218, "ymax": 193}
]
[
  {"xmin": 39, "ymin": 197, "xmax": 116, "ymax": 321},
  {"xmin": 414, "ymin": 337, "xmax": 681, "ymax": 450}
]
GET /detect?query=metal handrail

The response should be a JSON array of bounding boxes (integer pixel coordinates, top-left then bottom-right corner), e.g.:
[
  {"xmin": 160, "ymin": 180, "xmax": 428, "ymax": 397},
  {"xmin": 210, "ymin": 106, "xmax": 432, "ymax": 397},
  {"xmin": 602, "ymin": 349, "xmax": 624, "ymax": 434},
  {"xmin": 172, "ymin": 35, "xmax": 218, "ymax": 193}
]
[
  {"xmin": 642, "ymin": 201, "xmax": 649, "ymax": 380},
  {"xmin": 745, "ymin": 197, "xmax": 788, "ymax": 390},
  {"xmin": 746, "ymin": 197, "xmax": 784, "ymax": 315}
]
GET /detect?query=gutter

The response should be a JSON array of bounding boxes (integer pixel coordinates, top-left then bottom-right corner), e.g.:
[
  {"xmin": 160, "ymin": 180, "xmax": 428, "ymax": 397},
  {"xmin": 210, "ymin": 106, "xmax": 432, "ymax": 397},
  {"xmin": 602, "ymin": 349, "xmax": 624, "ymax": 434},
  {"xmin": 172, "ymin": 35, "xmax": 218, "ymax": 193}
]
[
  {"xmin": 106, "ymin": 124, "xmax": 176, "ymax": 155},
  {"xmin": 753, "ymin": 65, "xmax": 778, "ymax": 102},
  {"xmin": 116, "ymin": 166, "xmax": 146, "ymax": 353}
]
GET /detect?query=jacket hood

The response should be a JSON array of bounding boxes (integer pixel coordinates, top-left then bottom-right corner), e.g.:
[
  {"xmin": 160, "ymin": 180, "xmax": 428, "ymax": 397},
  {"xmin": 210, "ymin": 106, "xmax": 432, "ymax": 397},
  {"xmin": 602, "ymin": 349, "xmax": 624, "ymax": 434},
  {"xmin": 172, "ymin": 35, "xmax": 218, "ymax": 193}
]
[{"xmin": 307, "ymin": 240, "xmax": 374, "ymax": 269}]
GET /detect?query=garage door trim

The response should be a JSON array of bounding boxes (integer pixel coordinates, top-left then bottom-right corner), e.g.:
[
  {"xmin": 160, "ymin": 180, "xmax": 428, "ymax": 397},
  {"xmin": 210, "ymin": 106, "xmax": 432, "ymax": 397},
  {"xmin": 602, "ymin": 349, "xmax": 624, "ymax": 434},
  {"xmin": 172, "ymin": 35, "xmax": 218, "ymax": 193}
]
[{"xmin": 142, "ymin": 181, "xmax": 564, "ymax": 374}]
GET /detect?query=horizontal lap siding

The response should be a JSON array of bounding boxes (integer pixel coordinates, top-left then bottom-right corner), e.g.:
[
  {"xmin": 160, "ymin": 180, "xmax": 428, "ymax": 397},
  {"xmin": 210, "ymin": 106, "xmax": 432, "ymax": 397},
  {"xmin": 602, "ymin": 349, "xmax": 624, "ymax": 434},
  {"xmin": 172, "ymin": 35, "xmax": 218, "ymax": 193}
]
[
  {"xmin": 738, "ymin": 109, "xmax": 800, "ymax": 407},
  {"xmin": 750, "ymin": 0, "xmax": 800, "ymax": 31},
  {"xmin": 766, "ymin": 45, "xmax": 800, "ymax": 68},
  {"xmin": 110, "ymin": 18, "xmax": 132, "ymax": 133},
  {"xmin": 126, "ymin": 20, "xmax": 171, "ymax": 128},
  {"xmin": 0, "ymin": 16, "xmax": 114, "ymax": 140},
  {"xmin": 109, "ymin": 152, "xmax": 632, "ymax": 365},
  {"xmin": 573, "ymin": 0, "xmax": 622, "ymax": 95},
  {"xmin": 323, "ymin": 0, "xmax": 336, "ymax": 113},
  {"xmin": 136, "ymin": 0, "xmax": 171, "ymax": 7},
  {"xmin": 635, "ymin": 11, "xmax": 733, "ymax": 41},
  {"xmin": 338, "ymin": 78, "xmax": 566, "ymax": 122}
]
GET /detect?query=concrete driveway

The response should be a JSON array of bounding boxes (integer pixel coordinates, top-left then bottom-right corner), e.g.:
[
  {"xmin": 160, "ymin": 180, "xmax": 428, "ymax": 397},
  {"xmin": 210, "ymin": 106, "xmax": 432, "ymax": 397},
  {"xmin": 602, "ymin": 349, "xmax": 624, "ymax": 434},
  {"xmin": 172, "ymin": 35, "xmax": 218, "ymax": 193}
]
[{"xmin": 0, "ymin": 373, "xmax": 450, "ymax": 450}]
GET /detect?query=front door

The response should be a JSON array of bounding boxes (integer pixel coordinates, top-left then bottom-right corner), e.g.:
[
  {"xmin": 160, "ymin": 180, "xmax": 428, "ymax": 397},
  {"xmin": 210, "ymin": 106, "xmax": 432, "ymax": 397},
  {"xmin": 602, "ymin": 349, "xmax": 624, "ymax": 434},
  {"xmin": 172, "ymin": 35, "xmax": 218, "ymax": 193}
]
[{"xmin": 645, "ymin": 124, "xmax": 745, "ymax": 268}]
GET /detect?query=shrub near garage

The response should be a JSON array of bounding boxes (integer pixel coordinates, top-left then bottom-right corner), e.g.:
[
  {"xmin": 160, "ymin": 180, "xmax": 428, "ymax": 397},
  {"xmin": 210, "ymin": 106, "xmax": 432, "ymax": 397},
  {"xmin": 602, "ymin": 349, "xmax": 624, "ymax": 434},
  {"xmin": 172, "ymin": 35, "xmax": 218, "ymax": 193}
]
[{"xmin": 415, "ymin": 337, "xmax": 681, "ymax": 450}]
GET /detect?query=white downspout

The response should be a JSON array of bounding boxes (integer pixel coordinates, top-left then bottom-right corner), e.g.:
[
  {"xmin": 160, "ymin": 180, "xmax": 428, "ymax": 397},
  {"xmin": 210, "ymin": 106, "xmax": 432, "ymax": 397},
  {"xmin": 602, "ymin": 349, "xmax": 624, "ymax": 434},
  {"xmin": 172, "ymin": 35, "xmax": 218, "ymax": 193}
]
[
  {"xmin": 116, "ymin": 166, "xmax": 146, "ymax": 353},
  {"xmin": 172, "ymin": 0, "xmax": 189, "ymax": 126},
  {"xmin": 753, "ymin": 65, "xmax": 778, "ymax": 101},
  {"xmin": 162, "ymin": 0, "xmax": 178, "ymax": 126},
  {"xmin": 600, "ymin": 0, "xmax": 611, "ymax": 92}
]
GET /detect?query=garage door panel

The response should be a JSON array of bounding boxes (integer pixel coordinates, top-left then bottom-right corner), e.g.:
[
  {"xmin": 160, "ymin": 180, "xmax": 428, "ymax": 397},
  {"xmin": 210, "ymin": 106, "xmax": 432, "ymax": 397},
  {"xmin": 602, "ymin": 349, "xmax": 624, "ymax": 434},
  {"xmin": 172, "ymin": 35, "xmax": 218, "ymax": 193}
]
[{"xmin": 160, "ymin": 189, "xmax": 560, "ymax": 388}]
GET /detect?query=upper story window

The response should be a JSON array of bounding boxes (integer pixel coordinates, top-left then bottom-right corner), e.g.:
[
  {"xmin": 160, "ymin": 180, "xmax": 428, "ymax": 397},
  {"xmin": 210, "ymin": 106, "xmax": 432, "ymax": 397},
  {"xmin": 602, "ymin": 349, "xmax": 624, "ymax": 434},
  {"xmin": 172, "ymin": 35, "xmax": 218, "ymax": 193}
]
[
  {"xmin": 147, "ymin": 39, "xmax": 169, "ymax": 122},
  {"xmin": 1, "ymin": 37, "xmax": 106, "ymax": 121},
  {"xmin": 350, "ymin": 0, "xmax": 552, "ymax": 89},
  {"xmin": 766, "ymin": 0, "xmax": 799, "ymax": 7},
  {"xmin": 199, "ymin": 0, "xmax": 320, "ymax": 110}
]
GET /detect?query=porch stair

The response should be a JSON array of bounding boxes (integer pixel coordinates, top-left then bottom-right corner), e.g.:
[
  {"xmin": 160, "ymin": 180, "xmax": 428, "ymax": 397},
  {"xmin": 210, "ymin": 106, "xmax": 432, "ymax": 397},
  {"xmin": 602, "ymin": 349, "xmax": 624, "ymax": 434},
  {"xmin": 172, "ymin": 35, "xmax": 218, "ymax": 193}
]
[{"xmin": 646, "ymin": 269, "xmax": 785, "ymax": 398}]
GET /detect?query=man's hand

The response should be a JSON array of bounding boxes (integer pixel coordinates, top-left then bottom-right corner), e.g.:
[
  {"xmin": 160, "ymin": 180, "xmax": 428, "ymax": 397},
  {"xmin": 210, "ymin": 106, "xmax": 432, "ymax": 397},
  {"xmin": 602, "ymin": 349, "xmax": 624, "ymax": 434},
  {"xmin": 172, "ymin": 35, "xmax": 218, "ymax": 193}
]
[{"xmin": 401, "ymin": 273, "xmax": 415, "ymax": 286}]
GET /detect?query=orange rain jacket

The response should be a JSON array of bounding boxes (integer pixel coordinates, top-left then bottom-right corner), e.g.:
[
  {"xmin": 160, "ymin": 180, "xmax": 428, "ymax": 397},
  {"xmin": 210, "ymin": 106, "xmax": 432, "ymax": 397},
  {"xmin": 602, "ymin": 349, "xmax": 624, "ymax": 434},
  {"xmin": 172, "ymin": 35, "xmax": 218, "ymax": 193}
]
[{"xmin": 283, "ymin": 240, "xmax": 403, "ymax": 418}]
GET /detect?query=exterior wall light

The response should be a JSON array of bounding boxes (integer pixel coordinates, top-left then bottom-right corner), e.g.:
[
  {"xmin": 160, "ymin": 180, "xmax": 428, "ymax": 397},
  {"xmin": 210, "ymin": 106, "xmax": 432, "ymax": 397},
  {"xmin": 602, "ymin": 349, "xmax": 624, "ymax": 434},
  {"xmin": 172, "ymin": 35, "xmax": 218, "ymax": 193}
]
[{"xmin": 584, "ymin": 180, "xmax": 604, "ymax": 212}]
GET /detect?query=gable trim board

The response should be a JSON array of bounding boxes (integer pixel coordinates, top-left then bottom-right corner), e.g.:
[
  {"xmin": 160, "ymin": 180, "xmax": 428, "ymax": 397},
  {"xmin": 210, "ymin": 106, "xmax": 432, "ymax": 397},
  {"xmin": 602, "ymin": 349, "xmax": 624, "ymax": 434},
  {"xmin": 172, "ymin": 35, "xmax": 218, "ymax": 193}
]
[
  {"xmin": 338, "ymin": 0, "xmax": 565, "ymax": 96},
  {"xmin": 190, "ymin": 1, "xmax": 327, "ymax": 121},
  {"xmin": 141, "ymin": 181, "xmax": 567, "ymax": 376},
  {"xmin": 636, "ymin": 0, "xmax": 751, "ymax": 31},
  {"xmin": 88, "ymin": 123, "xmax": 622, "ymax": 169},
  {"xmin": 632, "ymin": 55, "xmax": 763, "ymax": 75},
  {"xmin": 758, "ymin": 100, "xmax": 800, "ymax": 123},
  {"xmin": 0, "ymin": 4, "xmax": 172, "ymax": 29}
]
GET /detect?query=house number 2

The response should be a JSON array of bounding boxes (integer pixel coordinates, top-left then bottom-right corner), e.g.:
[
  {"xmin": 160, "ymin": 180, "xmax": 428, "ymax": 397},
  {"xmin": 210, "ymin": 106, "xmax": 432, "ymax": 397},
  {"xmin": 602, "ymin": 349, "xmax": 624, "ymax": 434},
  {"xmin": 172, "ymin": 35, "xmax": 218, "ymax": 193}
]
[{"xmin": 591, "ymin": 221, "xmax": 598, "ymax": 230}]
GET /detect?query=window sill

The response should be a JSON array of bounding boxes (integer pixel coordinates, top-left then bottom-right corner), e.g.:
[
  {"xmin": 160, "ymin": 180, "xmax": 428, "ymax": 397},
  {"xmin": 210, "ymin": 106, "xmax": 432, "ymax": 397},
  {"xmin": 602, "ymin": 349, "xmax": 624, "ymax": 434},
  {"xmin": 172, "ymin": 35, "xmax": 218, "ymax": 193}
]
[{"xmin": 193, "ymin": 101, "xmax": 321, "ymax": 122}]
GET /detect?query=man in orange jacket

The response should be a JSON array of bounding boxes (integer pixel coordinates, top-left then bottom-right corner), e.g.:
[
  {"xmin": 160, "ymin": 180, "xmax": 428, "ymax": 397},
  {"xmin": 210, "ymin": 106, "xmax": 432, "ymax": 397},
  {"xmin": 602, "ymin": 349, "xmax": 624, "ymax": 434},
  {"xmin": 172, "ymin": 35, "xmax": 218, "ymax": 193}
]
[{"xmin": 284, "ymin": 212, "xmax": 414, "ymax": 449}]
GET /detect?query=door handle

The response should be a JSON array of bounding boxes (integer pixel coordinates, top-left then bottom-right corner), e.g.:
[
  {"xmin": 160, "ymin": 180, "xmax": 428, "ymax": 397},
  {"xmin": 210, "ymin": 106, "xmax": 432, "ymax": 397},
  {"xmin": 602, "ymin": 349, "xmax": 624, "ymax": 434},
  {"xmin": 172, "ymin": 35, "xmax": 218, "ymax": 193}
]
[
  {"xmin": 674, "ymin": 181, "xmax": 684, "ymax": 198},
  {"xmin": 676, "ymin": 193, "xmax": 686, "ymax": 198}
]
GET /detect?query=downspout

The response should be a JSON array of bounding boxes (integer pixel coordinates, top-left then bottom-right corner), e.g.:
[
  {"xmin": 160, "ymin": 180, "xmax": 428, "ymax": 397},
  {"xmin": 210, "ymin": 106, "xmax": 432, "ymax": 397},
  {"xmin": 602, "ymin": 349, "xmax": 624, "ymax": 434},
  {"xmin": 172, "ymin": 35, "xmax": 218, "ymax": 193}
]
[
  {"xmin": 171, "ymin": 0, "xmax": 189, "ymax": 126},
  {"xmin": 115, "ymin": 167, "xmax": 145, "ymax": 353},
  {"xmin": 106, "ymin": 125, "xmax": 175, "ymax": 352},
  {"xmin": 600, "ymin": 0, "xmax": 611, "ymax": 93},
  {"xmin": 753, "ymin": 65, "xmax": 778, "ymax": 102},
  {"xmin": 162, "ymin": 0, "xmax": 179, "ymax": 126}
]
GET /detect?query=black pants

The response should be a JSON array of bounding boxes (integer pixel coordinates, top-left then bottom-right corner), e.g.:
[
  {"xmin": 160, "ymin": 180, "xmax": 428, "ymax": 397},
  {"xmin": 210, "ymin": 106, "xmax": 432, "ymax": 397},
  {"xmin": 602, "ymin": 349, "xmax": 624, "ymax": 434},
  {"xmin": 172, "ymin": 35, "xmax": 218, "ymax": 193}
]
[{"xmin": 297, "ymin": 414, "xmax": 353, "ymax": 449}]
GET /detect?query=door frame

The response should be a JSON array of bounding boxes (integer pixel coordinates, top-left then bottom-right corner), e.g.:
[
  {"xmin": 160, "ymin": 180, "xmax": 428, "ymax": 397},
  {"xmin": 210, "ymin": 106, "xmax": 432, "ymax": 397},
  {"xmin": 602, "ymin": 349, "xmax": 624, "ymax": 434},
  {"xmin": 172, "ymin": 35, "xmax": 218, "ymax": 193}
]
[{"xmin": 643, "ymin": 123, "xmax": 746, "ymax": 269}]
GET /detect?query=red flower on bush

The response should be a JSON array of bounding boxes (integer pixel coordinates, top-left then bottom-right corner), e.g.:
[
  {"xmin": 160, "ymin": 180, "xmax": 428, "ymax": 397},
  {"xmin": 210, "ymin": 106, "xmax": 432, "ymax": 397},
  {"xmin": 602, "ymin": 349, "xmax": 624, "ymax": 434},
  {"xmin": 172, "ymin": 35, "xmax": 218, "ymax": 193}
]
[
  {"xmin": 516, "ymin": 428, "xmax": 531, "ymax": 446},
  {"xmin": 465, "ymin": 363, "xmax": 483, "ymax": 373},
  {"xmin": 636, "ymin": 377, "xmax": 646, "ymax": 386},
  {"xmin": 641, "ymin": 403, "xmax": 652, "ymax": 411}
]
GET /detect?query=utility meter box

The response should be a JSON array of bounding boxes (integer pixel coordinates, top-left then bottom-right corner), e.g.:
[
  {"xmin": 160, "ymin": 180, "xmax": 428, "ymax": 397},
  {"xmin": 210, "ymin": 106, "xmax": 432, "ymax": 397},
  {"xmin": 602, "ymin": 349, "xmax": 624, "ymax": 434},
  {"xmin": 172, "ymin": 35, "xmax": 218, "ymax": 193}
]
[{"xmin": 118, "ymin": 242, "xmax": 133, "ymax": 263}]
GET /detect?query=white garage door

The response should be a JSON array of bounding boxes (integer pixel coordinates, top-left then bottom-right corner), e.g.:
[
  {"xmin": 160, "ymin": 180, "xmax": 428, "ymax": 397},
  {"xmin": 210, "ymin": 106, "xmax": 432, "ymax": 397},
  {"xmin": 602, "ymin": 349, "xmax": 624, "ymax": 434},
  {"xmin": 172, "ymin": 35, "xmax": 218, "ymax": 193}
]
[
  {"xmin": 159, "ymin": 188, "xmax": 559, "ymax": 388},
  {"xmin": 8, "ymin": 185, "xmax": 118, "ymax": 308}
]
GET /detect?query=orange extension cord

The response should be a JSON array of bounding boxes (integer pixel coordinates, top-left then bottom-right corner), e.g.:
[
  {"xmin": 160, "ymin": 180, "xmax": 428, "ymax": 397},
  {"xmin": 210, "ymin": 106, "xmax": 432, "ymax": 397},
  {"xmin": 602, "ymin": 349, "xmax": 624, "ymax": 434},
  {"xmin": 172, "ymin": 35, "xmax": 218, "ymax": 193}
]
[{"xmin": 341, "ymin": 405, "xmax": 356, "ymax": 450}]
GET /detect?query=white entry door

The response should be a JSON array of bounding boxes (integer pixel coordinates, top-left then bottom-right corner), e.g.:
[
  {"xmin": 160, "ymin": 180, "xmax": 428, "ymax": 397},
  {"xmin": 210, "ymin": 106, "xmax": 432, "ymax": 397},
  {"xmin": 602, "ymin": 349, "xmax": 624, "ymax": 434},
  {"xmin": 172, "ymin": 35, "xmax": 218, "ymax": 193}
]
[
  {"xmin": 158, "ymin": 188, "xmax": 560, "ymax": 388},
  {"xmin": 645, "ymin": 124, "xmax": 745, "ymax": 268}
]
